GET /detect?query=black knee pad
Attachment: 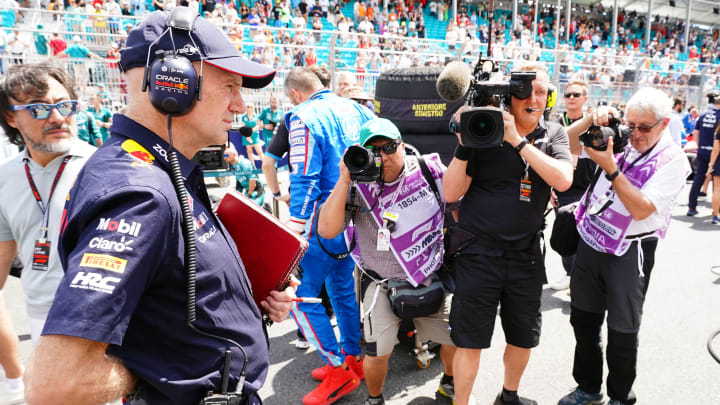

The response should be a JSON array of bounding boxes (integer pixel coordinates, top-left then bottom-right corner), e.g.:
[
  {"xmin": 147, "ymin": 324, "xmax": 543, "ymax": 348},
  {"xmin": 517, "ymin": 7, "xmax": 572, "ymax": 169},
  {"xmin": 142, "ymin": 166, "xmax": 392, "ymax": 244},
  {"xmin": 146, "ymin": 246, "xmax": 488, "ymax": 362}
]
[{"xmin": 570, "ymin": 306, "xmax": 605, "ymax": 329}]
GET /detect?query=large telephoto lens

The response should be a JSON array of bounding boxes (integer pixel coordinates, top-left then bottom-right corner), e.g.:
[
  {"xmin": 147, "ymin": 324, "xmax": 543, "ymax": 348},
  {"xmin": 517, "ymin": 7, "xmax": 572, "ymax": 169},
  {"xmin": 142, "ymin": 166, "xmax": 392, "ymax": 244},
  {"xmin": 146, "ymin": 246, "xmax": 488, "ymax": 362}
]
[
  {"xmin": 344, "ymin": 145, "xmax": 374, "ymax": 173},
  {"xmin": 459, "ymin": 107, "xmax": 505, "ymax": 149}
]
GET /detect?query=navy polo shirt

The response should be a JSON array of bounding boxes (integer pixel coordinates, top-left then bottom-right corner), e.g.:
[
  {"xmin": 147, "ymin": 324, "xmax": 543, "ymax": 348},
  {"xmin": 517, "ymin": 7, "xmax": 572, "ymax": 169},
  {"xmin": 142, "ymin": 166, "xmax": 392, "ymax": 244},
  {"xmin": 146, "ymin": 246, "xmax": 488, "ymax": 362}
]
[
  {"xmin": 45, "ymin": 115, "xmax": 268, "ymax": 405},
  {"xmin": 696, "ymin": 107, "xmax": 720, "ymax": 157}
]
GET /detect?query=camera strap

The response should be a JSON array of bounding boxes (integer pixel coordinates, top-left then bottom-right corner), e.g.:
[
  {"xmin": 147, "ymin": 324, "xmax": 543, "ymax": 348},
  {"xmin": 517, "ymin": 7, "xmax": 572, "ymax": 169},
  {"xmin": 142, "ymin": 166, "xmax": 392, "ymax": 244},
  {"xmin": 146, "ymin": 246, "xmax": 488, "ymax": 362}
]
[{"xmin": 314, "ymin": 187, "xmax": 359, "ymax": 260}]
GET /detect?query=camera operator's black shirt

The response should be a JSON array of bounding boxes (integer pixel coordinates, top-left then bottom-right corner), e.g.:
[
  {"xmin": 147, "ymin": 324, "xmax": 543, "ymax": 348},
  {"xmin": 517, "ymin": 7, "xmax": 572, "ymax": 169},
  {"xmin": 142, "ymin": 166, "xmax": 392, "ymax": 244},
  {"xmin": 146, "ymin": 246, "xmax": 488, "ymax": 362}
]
[
  {"xmin": 460, "ymin": 120, "xmax": 571, "ymax": 243},
  {"xmin": 555, "ymin": 113, "xmax": 597, "ymax": 206}
]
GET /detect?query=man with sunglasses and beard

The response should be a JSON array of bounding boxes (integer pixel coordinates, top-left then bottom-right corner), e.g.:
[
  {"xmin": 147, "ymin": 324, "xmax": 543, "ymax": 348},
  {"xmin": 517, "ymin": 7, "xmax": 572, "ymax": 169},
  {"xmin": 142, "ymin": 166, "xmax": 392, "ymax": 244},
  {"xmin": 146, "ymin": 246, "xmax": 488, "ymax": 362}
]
[
  {"xmin": 558, "ymin": 88, "xmax": 689, "ymax": 405},
  {"xmin": 317, "ymin": 118, "xmax": 456, "ymax": 405},
  {"xmin": 0, "ymin": 62, "xmax": 95, "ymax": 354}
]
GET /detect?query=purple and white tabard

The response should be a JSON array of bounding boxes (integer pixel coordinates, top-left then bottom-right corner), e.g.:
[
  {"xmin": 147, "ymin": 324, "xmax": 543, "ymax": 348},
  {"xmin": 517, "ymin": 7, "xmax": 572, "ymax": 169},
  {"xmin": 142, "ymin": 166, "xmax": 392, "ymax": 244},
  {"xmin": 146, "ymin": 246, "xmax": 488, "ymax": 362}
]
[
  {"xmin": 346, "ymin": 156, "xmax": 445, "ymax": 286},
  {"xmin": 576, "ymin": 144, "xmax": 681, "ymax": 256}
]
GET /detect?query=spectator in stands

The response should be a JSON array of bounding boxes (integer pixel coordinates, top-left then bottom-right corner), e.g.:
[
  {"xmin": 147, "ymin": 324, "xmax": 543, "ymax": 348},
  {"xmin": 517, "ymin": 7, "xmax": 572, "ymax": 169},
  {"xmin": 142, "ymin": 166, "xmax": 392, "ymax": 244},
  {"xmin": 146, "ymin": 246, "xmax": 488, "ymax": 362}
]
[
  {"xmin": 131, "ymin": 0, "xmax": 148, "ymax": 15},
  {"xmin": 6, "ymin": 31, "xmax": 29, "ymax": 65},
  {"xmin": 48, "ymin": 32, "xmax": 66, "ymax": 56},
  {"xmin": 87, "ymin": 92, "xmax": 113, "ymax": 143},
  {"xmin": 311, "ymin": 14, "xmax": 323, "ymax": 42},
  {"xmin": 33, "ymin": 24, "xmax": 49, "ymax": 57},
  {"xmin": 56, "ymin": 36, "xmax": 103, "ymax": 90}
]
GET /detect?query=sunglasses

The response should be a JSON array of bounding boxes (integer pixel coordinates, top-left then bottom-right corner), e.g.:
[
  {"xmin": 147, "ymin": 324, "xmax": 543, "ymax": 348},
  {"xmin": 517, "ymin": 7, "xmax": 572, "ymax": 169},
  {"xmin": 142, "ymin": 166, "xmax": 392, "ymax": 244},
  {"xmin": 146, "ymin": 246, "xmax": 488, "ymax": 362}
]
[
  {"xmin": 9, "ymin": 100, "xmax": 78, "ymax": 120},
  {"xmin": 564, "ymin": 92, "xmax": 584, "ymax": 99},
  {"xmin": 625, "ymin": 118, "xmax": 663, "ymax": 133},
  {"xmin": 366, "ymin": 141, "xmax": 400, "ymax": 155}
]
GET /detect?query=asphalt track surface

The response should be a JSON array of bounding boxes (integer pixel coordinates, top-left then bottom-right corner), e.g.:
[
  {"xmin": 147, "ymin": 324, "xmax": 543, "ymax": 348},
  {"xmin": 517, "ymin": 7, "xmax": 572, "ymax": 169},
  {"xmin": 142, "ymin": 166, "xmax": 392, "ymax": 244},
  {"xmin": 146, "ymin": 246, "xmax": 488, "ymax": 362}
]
[{"xmin": 3, "ymin": 180, "xmax": 719, "ymax": 404}]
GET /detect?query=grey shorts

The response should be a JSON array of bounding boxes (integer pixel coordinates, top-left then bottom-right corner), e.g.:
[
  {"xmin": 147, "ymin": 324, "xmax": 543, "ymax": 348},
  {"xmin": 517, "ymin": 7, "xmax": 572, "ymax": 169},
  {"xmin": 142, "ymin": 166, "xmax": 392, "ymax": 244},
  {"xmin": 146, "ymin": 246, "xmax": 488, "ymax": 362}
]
[{"xmin": 362, "ymin": 280, "xmax": 454, "ymax": 356}]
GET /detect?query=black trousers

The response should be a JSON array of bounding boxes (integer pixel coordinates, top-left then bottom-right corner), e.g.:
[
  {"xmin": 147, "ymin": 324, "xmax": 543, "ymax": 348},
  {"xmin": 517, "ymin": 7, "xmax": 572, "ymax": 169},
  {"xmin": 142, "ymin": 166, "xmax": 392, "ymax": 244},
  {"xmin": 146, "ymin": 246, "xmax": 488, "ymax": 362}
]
[{"xmin": 569, "ymin": 238, "xmax": 657, "ymax": 404}]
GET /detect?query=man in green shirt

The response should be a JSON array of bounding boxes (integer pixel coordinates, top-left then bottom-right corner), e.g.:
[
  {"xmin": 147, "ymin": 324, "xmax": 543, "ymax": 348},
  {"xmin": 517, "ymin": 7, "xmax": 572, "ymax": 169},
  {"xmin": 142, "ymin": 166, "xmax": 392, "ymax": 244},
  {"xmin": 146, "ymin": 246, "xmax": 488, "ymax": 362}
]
[
  {"xmin": 87, "ymin": 92, "xmax": 113, "ymax": 142},
  {"xmin": 75, "ymin": 104, "xmax": 102, "ymax": 147},
  {"xmin": 258, "ymin": 95, "xmax": 283, "ymax": 146}
]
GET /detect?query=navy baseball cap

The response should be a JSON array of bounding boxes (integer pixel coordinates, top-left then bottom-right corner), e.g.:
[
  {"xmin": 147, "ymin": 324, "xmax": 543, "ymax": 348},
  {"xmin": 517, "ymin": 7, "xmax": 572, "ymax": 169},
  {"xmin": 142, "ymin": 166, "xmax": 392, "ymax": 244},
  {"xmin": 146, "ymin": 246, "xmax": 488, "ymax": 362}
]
[{"xmin": 119, "ymin": 7, "xmax": 275, "ymax": 89}]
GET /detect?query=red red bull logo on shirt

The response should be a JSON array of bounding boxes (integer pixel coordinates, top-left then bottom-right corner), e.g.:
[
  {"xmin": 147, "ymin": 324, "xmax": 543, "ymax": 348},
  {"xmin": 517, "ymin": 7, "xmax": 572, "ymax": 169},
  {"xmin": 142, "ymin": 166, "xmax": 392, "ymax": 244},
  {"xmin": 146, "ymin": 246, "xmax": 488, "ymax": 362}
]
[{"xmin": 121, "ymin": 139, "xmax": 155, "ymax": 166}]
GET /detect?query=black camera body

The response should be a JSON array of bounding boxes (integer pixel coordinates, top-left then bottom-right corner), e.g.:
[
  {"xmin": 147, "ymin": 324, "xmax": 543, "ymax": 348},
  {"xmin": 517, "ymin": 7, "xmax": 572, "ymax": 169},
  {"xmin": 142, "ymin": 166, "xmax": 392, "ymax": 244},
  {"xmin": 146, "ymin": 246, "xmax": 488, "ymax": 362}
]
[
  {"xmin": 460, "ymin": 60, "xmax": 536, "ymax": 149},
  {"xmin": 579, "ymin": 117, "xmax": 631, "ymax": 154},
  {"xmin": 343, "ymin": 145, "xmax": 382, "ymax": 182}
]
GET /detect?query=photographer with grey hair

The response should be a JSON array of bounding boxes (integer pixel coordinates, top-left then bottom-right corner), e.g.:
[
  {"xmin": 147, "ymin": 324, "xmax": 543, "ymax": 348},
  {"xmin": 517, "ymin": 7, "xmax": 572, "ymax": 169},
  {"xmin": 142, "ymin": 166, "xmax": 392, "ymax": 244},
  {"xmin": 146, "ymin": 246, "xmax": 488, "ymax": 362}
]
[{"xmin": 558, "ymin": 88, "xmax": 690, "ymax": 405}]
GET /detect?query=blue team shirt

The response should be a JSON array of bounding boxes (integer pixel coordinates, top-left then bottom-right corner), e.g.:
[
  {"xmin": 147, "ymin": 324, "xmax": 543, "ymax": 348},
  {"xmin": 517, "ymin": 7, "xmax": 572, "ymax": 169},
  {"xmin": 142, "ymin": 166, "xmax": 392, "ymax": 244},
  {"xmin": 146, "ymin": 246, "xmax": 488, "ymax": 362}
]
[
  {"xmin": 45, "ymin": 115, "xmax": 268, "ymax": 405},
  {"xmin": 286, "ymin": 89, "xmax": 375, "ymax": 232},
  {"xmin": 695, "ymin": 106, "xmax": 720, "ymax": 156}
]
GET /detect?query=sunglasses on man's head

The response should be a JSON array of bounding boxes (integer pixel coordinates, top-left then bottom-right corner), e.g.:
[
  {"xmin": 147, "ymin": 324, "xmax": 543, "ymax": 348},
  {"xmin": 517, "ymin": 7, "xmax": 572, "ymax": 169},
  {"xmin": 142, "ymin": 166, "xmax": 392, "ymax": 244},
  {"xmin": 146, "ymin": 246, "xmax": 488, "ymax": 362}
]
[
  {"xmin": 366, "ymin": 141, "xmax": 400, "ymax": 155},
  {"xmin": 9, "ymin": 100, "xmax": 78, "ymax": 120},
  {"xmin": 625, "ymin": 118, "xmax": 663, "ymax": 134},
  {"xmin": 564, "ymin": 92, "xmax": 584, "ymax": 99}
]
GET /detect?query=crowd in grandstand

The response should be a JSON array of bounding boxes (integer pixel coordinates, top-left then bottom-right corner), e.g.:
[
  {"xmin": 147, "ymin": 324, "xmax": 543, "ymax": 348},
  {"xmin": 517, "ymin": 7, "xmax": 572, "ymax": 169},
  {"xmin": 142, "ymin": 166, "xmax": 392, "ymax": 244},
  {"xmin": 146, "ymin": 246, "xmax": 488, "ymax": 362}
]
[{"xmin": 1, "ymin": 0, "xmax": 720, "ymax": 106}]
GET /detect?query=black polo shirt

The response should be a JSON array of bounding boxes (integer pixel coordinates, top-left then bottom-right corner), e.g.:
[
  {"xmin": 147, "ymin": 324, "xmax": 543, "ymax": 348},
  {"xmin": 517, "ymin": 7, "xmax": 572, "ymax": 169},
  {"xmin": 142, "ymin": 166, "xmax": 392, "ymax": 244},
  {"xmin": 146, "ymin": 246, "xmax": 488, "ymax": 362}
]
[
  {"xmin": 46, "ymin": 115, "xmax": 268, "ymax": 405},
  {"xmin": 459, "ymin": 119, "xmax": 571, "ymax": 243},
  {"xmin": 555, "ymin": 112, "xmax": 597, "ymax": 206}
]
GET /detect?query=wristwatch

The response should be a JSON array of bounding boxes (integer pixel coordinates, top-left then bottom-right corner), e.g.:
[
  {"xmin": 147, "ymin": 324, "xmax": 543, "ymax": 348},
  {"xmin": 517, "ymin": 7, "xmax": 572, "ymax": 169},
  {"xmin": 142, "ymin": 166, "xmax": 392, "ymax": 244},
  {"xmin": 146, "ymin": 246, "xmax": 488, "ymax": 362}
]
[
  {"xmin": 273, "ymin": 191, "xmax": 282, "ymax": 198},
  {"xmin": 515, "ymin": 139, "xmax": 528, "ymax": 153},
  {"xmin": 605, "ymin": 169, "xmax": 620, "ymax": 182}
]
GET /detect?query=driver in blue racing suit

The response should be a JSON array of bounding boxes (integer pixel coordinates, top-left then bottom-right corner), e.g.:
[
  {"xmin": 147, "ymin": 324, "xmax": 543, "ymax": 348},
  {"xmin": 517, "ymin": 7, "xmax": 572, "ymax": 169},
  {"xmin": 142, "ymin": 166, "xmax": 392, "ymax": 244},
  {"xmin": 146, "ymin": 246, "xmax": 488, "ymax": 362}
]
[{"xmin": 283, "ymin": 67, "xmax": 375, "ymax": 405}]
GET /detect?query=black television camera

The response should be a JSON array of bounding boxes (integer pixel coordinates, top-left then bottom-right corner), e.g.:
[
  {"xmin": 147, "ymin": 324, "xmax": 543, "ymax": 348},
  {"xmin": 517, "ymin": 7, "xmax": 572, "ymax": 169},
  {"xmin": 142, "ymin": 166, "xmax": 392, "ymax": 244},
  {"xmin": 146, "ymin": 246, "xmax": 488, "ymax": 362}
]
[
  {"xmin": 579, "ymin": 117, "xmax": 631, "ymax": 154},
  {"xmin": 457, "ymin": 60, "xmax": 536, "ymax": 149},
  {"xmin": 343, "ymin": 145, "xmax": 382, "ymax": 183}
]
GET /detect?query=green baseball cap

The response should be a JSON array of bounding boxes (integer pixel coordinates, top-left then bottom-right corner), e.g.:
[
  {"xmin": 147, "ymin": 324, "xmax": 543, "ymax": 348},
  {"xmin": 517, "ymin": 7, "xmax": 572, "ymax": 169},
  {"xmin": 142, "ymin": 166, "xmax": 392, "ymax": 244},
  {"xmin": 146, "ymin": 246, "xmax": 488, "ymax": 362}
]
[{"xmin": 358, "ymin": 118, "xmax": 401, "ymax": 147}]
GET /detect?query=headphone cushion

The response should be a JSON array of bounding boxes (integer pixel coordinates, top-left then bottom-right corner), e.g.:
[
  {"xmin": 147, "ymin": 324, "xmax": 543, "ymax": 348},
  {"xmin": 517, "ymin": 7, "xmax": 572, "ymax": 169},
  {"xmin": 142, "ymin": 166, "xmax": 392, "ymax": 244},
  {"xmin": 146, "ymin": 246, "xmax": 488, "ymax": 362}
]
[{"xmin": 148, "ymin": 54, "xmax": 198, "ymax": 115}]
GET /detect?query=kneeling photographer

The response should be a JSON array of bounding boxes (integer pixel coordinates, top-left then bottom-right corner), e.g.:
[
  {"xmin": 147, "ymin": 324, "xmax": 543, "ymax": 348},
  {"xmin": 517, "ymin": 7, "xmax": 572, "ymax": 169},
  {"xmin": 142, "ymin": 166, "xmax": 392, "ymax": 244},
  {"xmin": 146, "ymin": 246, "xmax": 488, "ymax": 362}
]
[
  {"xmin": 317, "ymin": 118, "xmax": 456, "ymax": 405},
  {"xmin": 442, "ymin": 63, "xmax": 573, "ymax": 405},
  {"xmin": 557, "ymin": 88, "xmax": 690, "ymax": 405}
]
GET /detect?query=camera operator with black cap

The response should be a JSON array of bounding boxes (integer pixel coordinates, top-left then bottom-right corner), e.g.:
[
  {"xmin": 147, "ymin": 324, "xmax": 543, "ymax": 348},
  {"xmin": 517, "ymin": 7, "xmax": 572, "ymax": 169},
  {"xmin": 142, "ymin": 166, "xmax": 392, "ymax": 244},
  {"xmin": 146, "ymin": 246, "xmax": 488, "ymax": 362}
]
[
  {"xmin": 557, "ymin": 88, "xmax": 689, "ymax": 405},
  {"xmin": 443, "ymin": 63, "xmax": 573, "ymax": 405}
]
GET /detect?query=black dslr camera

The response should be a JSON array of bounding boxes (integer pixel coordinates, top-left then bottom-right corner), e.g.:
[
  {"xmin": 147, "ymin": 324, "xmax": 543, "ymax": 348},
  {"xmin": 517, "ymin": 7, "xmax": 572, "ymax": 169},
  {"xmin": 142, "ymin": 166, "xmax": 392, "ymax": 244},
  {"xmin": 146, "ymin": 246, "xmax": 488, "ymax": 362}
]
[
  {"xmin": 343, "ymin": 145, "xmax": 382, "ymax": 182},
  {"xmin": 579, "ymin": 117, "xmax": 631, "ymax": 154},
  {"xmin": 460, "ymin": 60, "xmax": 536, "ymax": 149}
]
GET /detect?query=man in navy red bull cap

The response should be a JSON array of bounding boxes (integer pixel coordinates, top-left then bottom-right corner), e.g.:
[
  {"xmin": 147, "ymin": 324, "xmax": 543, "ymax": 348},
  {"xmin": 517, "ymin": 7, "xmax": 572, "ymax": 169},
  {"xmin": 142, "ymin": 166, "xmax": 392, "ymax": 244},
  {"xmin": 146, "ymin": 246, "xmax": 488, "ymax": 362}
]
[{"xmin": 25, "ymin": 8, "xmax": 297, "ymax": 405}]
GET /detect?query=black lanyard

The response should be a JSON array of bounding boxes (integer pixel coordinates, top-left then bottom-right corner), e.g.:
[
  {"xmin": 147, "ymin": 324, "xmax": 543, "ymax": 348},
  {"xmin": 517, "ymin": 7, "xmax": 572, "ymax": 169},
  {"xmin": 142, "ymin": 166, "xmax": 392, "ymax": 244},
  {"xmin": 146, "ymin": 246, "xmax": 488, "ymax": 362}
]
[{"xmin": 23, "ymin": 155, "xmax": 72, "ymax": 240}]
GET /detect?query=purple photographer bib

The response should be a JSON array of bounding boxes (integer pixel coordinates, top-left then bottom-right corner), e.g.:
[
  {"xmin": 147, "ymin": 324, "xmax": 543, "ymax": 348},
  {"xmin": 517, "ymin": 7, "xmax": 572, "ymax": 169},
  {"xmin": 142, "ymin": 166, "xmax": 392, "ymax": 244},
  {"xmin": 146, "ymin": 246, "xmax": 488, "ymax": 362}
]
[
  {"xmin": 575, "ymin": 144, "xmax": 679, "ymax": 256},
  {"xmin": 345, "ymin": 156, "xmax": 445, "ymax": 286}
]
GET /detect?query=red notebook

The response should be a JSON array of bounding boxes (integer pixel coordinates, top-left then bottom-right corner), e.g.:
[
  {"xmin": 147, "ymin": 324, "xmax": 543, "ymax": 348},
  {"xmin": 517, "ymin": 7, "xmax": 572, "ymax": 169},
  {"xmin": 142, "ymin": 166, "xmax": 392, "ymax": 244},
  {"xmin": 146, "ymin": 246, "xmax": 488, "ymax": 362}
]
[{"xmin": 215, "ymin": 192, "xmax": 308, "ymax": 313}]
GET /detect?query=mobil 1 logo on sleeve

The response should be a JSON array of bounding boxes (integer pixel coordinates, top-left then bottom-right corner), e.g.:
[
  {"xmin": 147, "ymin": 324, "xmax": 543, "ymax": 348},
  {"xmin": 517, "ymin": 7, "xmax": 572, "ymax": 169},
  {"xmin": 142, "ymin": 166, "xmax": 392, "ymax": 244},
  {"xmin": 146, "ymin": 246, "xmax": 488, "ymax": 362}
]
[{"xmin": 96, "ymin": 217, "xmax": 142, "ymax": 237}]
